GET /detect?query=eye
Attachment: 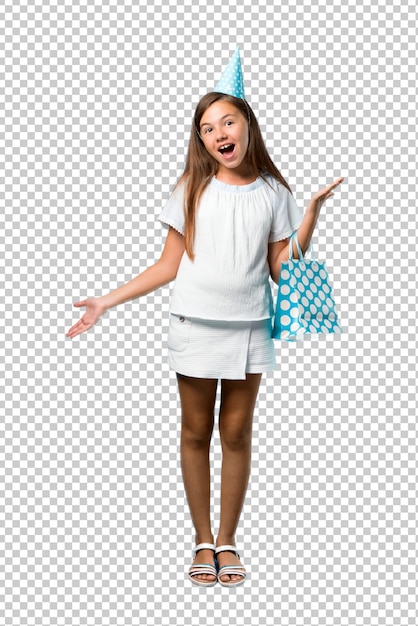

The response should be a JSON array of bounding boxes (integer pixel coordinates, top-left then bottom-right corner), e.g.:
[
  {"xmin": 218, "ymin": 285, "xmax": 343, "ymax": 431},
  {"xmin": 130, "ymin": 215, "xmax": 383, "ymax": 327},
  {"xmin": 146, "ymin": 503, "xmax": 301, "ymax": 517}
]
[
  {"xmin": 204, "ymin": 127, "xmax": 212, "ymax": 134},
  {"xmin": 225, "ymin": 120, "xmax": 233, "ymax": 126}
]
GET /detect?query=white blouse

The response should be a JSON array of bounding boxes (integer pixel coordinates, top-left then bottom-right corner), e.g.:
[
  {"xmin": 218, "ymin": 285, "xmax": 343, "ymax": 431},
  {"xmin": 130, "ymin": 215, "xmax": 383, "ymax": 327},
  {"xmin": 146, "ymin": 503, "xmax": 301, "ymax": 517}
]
[{"xmin": 158, "ymin": 174, "xmax": 304, "ymax": 321}]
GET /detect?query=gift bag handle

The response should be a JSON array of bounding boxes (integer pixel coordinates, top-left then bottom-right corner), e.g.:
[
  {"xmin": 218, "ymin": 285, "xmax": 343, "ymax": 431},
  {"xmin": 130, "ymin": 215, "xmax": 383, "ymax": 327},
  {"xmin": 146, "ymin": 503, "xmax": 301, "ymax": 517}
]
[{"xmin": 288, "ymin": 230, "xmax": 315, "ymax": 261}]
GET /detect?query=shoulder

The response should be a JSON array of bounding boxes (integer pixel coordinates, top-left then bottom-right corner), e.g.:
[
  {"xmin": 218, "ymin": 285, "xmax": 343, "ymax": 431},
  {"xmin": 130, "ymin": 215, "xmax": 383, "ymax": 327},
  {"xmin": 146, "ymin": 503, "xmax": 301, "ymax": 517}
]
[
  {"xmin": 162, "ymin": 179, "xmax": 186, "ymax": 211},
  {"xmin": 260, "ymin": 174, "xmax": 289, "ymax": 203},
  {"xmin": 159, "ymin": 179, "xmax": 186, "ymax": 228},
  {"xmin": 261, "ymin": 173, "xmax": 287, "ymax": 191}
]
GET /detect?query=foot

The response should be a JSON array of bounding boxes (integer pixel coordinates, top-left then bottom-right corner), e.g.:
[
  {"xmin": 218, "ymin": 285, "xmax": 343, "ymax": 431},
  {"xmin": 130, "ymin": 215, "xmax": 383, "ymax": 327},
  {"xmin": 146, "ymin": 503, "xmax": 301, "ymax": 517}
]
[
  {"xmin": 190, "ymin": 547, "xmax": 217, "ymax": 583},
  {"xmin": 216, "ymin": 545, "xmax": 246, "ymax": 584}
]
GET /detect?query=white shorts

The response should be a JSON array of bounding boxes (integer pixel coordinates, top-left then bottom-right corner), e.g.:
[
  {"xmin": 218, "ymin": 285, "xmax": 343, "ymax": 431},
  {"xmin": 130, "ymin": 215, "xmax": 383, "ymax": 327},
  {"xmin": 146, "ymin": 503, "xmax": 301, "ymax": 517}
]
[{"xmin": 167, "ymin": 314, "xmax": 276, "ymax": 380}]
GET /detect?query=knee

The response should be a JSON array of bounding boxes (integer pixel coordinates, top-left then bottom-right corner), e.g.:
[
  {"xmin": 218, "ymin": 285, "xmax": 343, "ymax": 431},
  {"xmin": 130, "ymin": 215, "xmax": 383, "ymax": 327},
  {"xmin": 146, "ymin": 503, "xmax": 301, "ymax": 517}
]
[
  {"xmin": 219, "ymin": 417, "xmax": 252, "ymax": 451},
  {"xmin": 181, "ymin": 415, "xmax": 214, "ymax": 449}
]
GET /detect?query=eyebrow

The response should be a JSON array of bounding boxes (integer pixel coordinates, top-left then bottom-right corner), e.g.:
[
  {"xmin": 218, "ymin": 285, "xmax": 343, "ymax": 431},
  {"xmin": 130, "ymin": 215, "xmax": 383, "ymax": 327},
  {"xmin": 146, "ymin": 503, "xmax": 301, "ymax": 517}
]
[{"xmin": 200, "ymin": 114, "xmax": 236, "ymax": 128}]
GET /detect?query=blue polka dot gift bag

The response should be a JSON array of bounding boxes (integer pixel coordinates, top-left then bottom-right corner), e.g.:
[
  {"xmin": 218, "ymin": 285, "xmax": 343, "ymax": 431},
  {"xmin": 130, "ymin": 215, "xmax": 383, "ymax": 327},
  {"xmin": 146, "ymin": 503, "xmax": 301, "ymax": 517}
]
[{"xmin": 272, "ymin": 231, "xmax": 343, "ymax": 341}]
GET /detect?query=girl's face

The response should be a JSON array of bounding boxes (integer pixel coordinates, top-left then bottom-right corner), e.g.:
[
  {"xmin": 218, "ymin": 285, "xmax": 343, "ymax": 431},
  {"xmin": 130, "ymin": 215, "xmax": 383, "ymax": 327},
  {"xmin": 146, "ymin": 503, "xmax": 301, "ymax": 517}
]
[{"xmin": 199, "ymin": 100, "xmax": 250, "ymax": 177}]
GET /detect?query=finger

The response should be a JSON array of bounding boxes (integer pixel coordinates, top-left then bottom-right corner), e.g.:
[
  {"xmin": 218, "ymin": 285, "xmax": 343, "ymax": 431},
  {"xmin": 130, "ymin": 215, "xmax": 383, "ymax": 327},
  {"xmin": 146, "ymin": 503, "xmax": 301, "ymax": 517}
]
[
  {"xmin": 67, "ymin": 327, "xmax": 84, "ymax": 338},
  {"xmin": 73, "ymin": 301, "xmax": 87, "ymax": 307},
  {"xmin": 319, "ymin": 192, "xmax": 334, "ymax": 203},
  {"xmin": 67, "ymin": 325, "xmax": 89, "ymax": 338},
  {"xmin": 66, "ymin": 321, "xmax": 79, "ymax": 335},
  {"xmin": 66, "ymin": 319, "xmax": 90, "ymax": 337},
  {"xmin": 66, "ymin": 324, "xmax": 82, "ymax": 338},
  {"xmin": 330, "ymin": 177, "xmax": 344, "ymax": 189},
  {"xmin": 70, "ymin": 318, "xmax": 86, "ymax": 331}
]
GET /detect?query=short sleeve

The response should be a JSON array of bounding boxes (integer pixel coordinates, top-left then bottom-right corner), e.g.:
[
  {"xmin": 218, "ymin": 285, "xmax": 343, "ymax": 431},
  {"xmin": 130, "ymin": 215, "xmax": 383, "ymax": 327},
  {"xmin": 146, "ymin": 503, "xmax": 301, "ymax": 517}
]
[
  {"xmin": 268, "ymin": 181, "xmax": 304, "ymax": 243},
  {"xmin": 158, "ymin": 183, "xmax": 185, "ymax": 236}
]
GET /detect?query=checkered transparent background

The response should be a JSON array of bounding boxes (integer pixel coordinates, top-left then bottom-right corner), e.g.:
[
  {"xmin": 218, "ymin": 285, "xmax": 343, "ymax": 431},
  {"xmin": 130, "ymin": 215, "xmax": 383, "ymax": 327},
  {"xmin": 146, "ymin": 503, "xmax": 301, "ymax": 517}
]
[{"xmin": 1, "ymin": 0, "xmax": 417, "ymax": 624}]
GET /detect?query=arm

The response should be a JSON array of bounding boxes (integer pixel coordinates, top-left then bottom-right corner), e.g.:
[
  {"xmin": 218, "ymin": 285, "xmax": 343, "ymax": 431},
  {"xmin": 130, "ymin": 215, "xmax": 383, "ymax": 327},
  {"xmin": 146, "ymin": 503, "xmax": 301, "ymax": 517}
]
[
  {"xmin": 268, "ymin": 177, "xmax": 344, "ymax": 283},
  {"xmin": 66, "ymin": 227, "xmax": 185, "ymax": 338},
  {"xmin": 268, "ymin": 238, "xmax": 289, "ymax": 285}
]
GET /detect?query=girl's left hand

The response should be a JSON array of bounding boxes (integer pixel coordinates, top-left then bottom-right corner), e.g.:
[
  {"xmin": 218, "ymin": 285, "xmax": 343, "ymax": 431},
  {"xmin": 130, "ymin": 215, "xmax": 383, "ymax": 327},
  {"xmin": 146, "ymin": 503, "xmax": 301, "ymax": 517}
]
[{"xmin": 310, "ymin": 177, "xmax": 344, "ymax": 210}]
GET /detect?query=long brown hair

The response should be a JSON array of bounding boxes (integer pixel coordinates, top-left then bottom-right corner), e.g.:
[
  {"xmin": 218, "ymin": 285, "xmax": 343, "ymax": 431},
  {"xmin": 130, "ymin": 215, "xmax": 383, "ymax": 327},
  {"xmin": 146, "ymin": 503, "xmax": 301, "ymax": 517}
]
[{"xmin": 175, "ymin": 92, "xmax": 294, "ymax": 259}]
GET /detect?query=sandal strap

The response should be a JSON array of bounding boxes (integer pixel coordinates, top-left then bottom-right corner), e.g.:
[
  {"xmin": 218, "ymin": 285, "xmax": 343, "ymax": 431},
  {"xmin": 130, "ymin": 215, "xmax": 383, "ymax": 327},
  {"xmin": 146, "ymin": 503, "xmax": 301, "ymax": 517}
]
[
  {"xmin": 189, "ymin": 564, "xmax": 217, "ymax": 576},
  {"xmin": 217, "ymin": 565, "xmax": 246, "ymax": 578},
  {"xmin": 192, "ymin": 542, "xmax": 216, "ymax": 557},
  {"xmin": 215, "ymin": 544, "xmax": 241, "ymax": 559}
]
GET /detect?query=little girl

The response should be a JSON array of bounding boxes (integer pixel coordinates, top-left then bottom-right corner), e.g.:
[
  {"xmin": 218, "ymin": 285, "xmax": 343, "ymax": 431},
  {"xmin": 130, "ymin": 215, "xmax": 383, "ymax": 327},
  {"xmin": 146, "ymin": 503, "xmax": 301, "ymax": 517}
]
[{"xmin": 67, "ymin": 49, "xmax": 344, "ymax": 587}]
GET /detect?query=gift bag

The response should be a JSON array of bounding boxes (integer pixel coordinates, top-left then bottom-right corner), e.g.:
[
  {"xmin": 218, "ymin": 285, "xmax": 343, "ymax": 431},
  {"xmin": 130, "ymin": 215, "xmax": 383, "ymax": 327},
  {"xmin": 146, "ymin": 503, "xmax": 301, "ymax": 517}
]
[{"xmin": 272, "ymin": 231, "xmax": 343, "ymax": 341}]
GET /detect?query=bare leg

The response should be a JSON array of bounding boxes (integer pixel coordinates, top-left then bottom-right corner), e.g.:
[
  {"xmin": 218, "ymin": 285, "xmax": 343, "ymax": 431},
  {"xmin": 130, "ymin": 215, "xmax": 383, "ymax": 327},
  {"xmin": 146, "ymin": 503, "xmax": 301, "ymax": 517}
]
[
  {"xmin": 216, "ymin": 373, "xmax": 262, "ymax": 583},
  {"xmin": 177, "ymin": 373, "xmax": 218, "ymax": 582}
]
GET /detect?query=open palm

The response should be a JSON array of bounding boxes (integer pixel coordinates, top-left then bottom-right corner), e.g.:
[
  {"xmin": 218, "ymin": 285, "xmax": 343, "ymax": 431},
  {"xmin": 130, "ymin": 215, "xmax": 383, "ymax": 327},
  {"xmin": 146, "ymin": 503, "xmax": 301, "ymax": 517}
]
[
  {"xmin": 311, "ymin": 177, "xmax": 344, "ymax": 208},
  {"xmin": 66, "ymin": 298, "xmax": 107, "ymax": 339}
]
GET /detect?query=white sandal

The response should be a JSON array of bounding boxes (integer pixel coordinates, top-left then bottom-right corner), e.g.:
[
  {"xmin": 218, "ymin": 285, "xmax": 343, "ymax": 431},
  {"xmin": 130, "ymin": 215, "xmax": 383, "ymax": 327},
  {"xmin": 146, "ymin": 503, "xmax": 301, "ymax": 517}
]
[
  {"xmin": 215, "ymin": 545, "xmax": 247, "ymax": 587},
  {"xmin": 188, "ymin": 543, "xmax": 218, "ymax": 587}
]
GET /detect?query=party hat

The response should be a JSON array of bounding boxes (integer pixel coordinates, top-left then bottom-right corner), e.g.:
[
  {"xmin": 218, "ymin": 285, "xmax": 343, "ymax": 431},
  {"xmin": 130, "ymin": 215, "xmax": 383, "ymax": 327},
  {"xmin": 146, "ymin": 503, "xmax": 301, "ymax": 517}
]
[{"xmin": 213, "ymin": 47, "xmax": 246, "ymax": 99}]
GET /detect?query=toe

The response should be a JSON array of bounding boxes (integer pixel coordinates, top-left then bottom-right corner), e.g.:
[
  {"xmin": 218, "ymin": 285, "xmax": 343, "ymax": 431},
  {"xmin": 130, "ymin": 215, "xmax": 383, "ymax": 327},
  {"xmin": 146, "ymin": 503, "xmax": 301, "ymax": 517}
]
[
  {"xmin": 195, "ymin": 573, "xmax": 216, "ymax": 582},
  {"xmin": 220, "ymin": 572, "xmax": 244, "ymax": 583},
  {"xmin": 195, "ymin": 574, "xmax": 206, "ymax": 581},
  {"xmin": 220, "ymin": 573, "xmax": 232, "ymax": 582}
]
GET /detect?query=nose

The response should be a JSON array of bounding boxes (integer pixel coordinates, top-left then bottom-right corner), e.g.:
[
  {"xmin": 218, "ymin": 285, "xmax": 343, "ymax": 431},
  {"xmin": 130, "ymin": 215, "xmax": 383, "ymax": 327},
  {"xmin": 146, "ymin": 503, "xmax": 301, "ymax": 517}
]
[{"xmin": 216, "ymin": 127, "xmax": 228, "ymax": 142}]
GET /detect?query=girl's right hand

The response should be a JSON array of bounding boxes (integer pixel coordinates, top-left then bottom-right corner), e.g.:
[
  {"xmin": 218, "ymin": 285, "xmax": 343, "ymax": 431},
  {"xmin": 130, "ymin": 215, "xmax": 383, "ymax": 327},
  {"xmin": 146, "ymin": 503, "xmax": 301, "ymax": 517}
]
[{"xmin": 66, "ymin": 298, "xmax": 108, "ymax": 339}]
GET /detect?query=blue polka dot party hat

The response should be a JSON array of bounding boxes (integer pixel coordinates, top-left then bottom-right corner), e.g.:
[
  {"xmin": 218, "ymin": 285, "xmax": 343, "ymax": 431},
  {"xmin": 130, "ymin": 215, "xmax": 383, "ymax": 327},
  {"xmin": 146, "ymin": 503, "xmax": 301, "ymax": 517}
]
[{"xmin": 213, "ymin": 47, "xmax": 246, "ymax": 99}]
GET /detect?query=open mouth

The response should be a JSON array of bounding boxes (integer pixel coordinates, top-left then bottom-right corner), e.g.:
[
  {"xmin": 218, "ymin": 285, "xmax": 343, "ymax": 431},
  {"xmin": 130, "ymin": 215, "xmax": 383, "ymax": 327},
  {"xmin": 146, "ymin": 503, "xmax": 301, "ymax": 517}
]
[{"xmin": 218, "ymin": 144, "xmax": 235, "ymax": 155}]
